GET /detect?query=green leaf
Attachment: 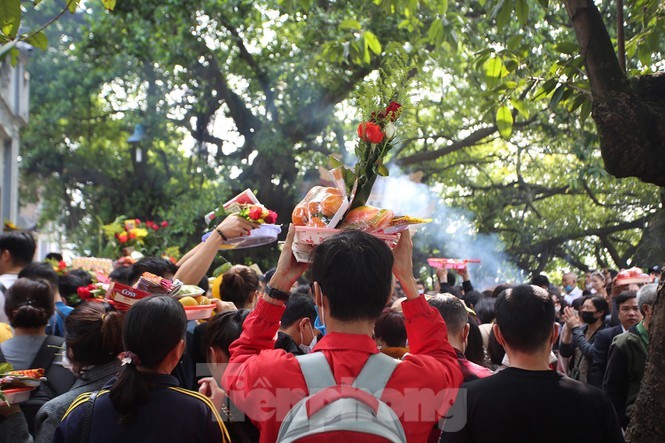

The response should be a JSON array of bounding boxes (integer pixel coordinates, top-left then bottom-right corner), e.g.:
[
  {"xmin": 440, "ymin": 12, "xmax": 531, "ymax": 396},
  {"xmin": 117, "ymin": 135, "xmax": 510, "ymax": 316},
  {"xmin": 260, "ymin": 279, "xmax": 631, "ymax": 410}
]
[
  {"xmin": 377, "ymin": 163, "xmax": 389, "ymax": 176},
  {"xmin": 329, "ymin": 156, "xmax": 343, "ymax": 168},
  {"xmin": 427, "ymin": 19, "xmax": 444, "ymax": 46},
  {"xmin": 339, "ymin": 19, "xmax": 362, "ymax": 30},
  {"xmin": 439, "ymin": 0, "xmax": 449, "ymax": 15},
  {"xmin": 67, "ymin": 0, "xmax": 82, "ymax": 13},
  {"xmin": 555, "ymin": 41, "xmax": 579, "ymax": 55},
  {"xmin": 9, "ymin": 46, "xmax": 19, "ymax": 66},
  {"xmin": 515, "ymin": 0, "xmax": 529, "ymax": 25},
  {"xmin": 579, "ymin": 96, "xmax": 592, "ymax": 122},
  {"xmin": 25, "ymin": 31, "xmax": 48, "ymax": 51},
  {"xmin": 496, "ymin": 0, "xmax": 513, "ymax": 29},
  {"xmin": 101, "ymin": 0, "xmax": 116, "ymax": 10},
  {"xmin": 496, "ymin": 105, "xmax": 513, "ymax": 139},
  {"xmin": 536, "ymin": 0, "xmax": 548, "ymax": 7},
  {"xmin": 549, "ymin": 85, "xmax": 566, "ymax": 109},
  {"xmin": 0, "ymin": 0, "xmax": 21, "ymax": 39},
  {"xmin": 510, "ymin": 98, "xmax": 529, "ymax": 118},
  {"xmin": 484, "ymin": 56, "xmax": 504, "ymax": 88},
  {"xmin": 533, "ymin": 78, "xmax": 557, "ymax": 100},
  {"xmin": 364, "ymin": 31, "xmax": 381, "ymax": 55}
]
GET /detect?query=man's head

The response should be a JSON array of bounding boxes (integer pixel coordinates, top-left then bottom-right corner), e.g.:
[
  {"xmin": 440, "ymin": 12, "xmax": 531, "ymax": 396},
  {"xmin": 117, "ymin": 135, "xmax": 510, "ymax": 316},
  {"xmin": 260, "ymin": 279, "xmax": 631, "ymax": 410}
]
[
  {"xmin": 280, "ymin": 294, "xmax": 317, "ymax": 346},
  {"xmin": 128, "ymin": 257, "xmax": 178, "ymax": 286},
  {"xmin": 428, "ymin": 294, "xmax": 469, "ymax": 352},
  {"xmin": 0, "ymin": 232, "xmax": 36, "ymax": 273},
  {"xmin": 493, "ymin": 284, "xmax": 557, "ymax": 355},
  {"xmin": 561, "ymin": 272, "xmax": 577, "ymax": 293},
  {"xmin": 530, "ymin": 274, "xmax": 550, "ymax": 290},
  {"xmin": 614, "ymin": 291, "xmax": 641, "ymax": 330},
  {"xmin": 637, "ymin": 283, "xmax": 658, "ymax": 328},
  {"xmin": 19, "ymin": 262, "xmax": 60, "ymax": 296},
  {"xmin": 311, "ymin": 230, "xmax": 393, "ymax": 323}
]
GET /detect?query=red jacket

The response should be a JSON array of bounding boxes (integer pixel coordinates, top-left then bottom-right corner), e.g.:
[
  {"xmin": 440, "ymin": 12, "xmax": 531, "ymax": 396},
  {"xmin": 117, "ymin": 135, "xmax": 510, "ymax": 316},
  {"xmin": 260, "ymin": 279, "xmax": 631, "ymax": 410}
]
[{"xmin": 222, "ymin": 295, "xmax": 463, "ymax": 443}]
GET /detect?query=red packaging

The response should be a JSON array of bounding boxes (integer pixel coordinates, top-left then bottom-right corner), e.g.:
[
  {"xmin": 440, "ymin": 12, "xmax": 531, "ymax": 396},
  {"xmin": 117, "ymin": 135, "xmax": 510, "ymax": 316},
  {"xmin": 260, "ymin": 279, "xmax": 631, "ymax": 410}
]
[{"xmin": 105, "ymin": 282, "xmax": 152, "ymax": 311}]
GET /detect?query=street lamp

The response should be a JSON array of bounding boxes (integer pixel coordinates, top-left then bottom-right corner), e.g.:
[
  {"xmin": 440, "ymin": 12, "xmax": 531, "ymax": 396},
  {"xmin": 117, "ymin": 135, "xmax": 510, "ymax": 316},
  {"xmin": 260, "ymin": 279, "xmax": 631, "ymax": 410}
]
[{"xmin": 126, "ymin": 123, "xmax": 146, "ymax": 163}]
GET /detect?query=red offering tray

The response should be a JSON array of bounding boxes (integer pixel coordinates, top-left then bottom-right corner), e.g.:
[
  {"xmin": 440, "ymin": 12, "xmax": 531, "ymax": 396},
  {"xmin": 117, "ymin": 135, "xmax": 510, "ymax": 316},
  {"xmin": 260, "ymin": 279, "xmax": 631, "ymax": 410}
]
[
  {"xmin": 184, "ymin": 304, "xmax": 216, "ymax": 321},
  {"xmin": 427, "ymin": 258, "xmax": 481, "ymax": 270},
  {"xmin": 0, "ymin": 387, "xmax": 35, "ymax": 407}
]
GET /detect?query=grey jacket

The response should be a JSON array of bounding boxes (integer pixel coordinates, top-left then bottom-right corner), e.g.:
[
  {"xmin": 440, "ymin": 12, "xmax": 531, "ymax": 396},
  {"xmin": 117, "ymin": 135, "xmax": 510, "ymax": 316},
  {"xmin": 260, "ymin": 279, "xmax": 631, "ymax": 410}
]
[{"xmin": 34, "ymin": 360, "xmax": 120, "ymax": 442}]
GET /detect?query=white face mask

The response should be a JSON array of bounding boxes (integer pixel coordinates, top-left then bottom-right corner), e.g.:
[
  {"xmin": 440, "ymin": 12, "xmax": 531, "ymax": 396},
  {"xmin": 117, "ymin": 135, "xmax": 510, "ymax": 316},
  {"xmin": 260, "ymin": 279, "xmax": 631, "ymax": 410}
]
[{"xmin": 299, "ymin": 324, "xmax": 318, "ymax": 354}]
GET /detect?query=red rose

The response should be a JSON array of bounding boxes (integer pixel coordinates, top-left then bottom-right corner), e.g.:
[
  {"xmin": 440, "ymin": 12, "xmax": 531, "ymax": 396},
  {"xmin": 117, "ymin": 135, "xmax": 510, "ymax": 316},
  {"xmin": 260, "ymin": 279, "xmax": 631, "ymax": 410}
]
[
  {"xmin": 161, "ymin": 221, "xmax": 169, "ymax": 228},
  {"xmin": 264, "ymin": 210, "xmax": 278, "ymax": 224},
  {"xmin": 117, "ymin": 232, "xmax": 128, "ymax": 243},
  {"xmin": 58, "ymin": 260, "xmax": 67, "ymax": 271},
  {"xmin": 248, "ymin": 206, "xmax": 264, "ymax": 221},
  {"xmin": 385, "ymin": 101, "xmax": 401, "ymax": 121},
  {"xmin": 77, "ymin": 286, "xmax": 92, "ymax": 301},
  {"xmin": 135, "ymin": 219, "xmax": 141, "ymax": 225},
  {"xmin": 357, "ymin": 122, "xmax": 385, "ymax": 144}
]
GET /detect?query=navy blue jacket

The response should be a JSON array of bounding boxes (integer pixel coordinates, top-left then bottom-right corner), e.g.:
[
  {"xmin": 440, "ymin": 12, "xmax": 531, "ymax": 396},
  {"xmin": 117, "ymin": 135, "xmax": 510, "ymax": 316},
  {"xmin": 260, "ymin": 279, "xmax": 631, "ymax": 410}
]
[
  {"xmin": 588, "ymin": 325, "xmax": 623, "ymax": 388},
  {"xmin": 54, "ymin": 374, "xmax": 228, "ymax": 443}
]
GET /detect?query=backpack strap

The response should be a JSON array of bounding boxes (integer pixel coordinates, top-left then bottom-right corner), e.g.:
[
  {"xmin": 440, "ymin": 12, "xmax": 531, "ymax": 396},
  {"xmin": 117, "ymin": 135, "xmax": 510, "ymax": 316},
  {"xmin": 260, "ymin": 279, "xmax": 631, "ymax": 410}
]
[
  {"xmin": 80, "ymin": 390, "xmax": 100, "ymax": 443},
  {"xmin": 353, "ymin": 352, "xmax": 399, "ymax": 396},
  {"xmin": 30, "ymin": 335, "xmax": 64, "ymax": 371},
  {"xmin": 295, "ymin": 352, "xmax": 336, "ymax": 395}
]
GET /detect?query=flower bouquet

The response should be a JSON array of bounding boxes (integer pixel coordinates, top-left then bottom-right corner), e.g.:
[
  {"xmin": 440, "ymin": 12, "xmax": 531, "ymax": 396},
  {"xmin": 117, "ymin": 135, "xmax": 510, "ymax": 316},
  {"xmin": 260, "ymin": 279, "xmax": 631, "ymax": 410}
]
[
  {"xmin": 202, "ymin": 189, "xmax": 281, "ymax": 249},
  {"xmin": 100, "ymin": 216, "xmax": 171, "ymax": 258}
]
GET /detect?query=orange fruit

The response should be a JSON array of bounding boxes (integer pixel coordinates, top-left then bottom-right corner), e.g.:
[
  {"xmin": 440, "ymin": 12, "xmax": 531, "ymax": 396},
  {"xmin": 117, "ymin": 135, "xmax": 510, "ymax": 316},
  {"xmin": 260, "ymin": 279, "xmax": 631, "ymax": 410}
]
[
  {"xmin": 307, "ymin": 216, "xmax": 326, "ymax": 228},
  {"xmin": 307, "ymin": 201, "xmax": 321, "ymax": 215},
  {"xmin": 292, "ymin": 205, "xmax": 309, "ymax": 226},
  {"xmin": 320, "ymin": 194, "xmax": 343, "ymax": 217},
  {"xmin": 179, "ymin": 296, "xmax": 198, "ymax": 307}
]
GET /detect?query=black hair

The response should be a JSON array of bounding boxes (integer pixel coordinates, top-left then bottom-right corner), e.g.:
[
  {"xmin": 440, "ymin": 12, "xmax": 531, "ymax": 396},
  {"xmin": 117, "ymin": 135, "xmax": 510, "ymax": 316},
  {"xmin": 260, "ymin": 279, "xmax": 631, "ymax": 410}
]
[
  {"xmin": 218, "ymin": 265, "xmax": 259, "ymax": 309},
  {"xmin": 614, "ymin": 290, "xmax": 637, "ymax": 308},
  {"xmin": 428, "ymin": 295, "xmax": 468, "ymax": 335},
  {"xmin": 475, "ymin": 296, "xmax": 497, "ymax": 324},
  {"xmin": 311, "ymin": 230, "xmax": 393, "ymax": 322},
  {"xmin": 197, "ymin": 275, "xmax": 209, "ymax": 294},
  {"xmin": 487, "ymin": 327, "xmax": 505, "ymax": 366},
  {"xmin": 495, "ymin": 284, "xmax": 555, "ymax": 353},
  {"xmin": 465, "ymin": 318, "xmax": 486, "ymax": 366},
  {"xmin": 571, "ymin": 297, "xmax": 585, "ymax": 311},
  {"xmin": 461, "ymin": 290, "xmax": 483, "ymax": 310},
  {"xmin": 110, "ymin": 296, "xmax": 186, "ymax": 424},
  {"xmin": 68, "ymin": 269, "xmax": 93, "ymax": 286},
  {"xmin": 66, "ymin": 302, "xmax": 124, "ymax": 375},
  {"xmin": 586, "ymin": 295, "xmax": 610, "ymax": 316},
  {"xmin": 203, "ymin": 309, "xmax": 251, "ymax": 359},
  {"xmin": 446, "ymin": 271, "xmax": 456, "ymax": 287},
  {"xmin": 492, "ymin": 284, "xmax": 512, "ymax": 298},
  {"xmin": 374, "ymin": 308, "xmax": 407, "ymax": 348},
  {"xmin": 530, "ymin": 274, "xmax": 550, "ymax": 288},
  {"xmin": 19, "ymin": 262, "xmax": 59, "ymax": 289},
  {"xmin": 45, "ymin": 252, "xmax": 63, "ymax": 262},
  {"xmin": 58, "ymin": 273, "xmax": 88, "ymax": 301},
  {"xmin": 128, "ymin": 257, "xmax": 178, "ymax": 285},
  {"xmin": 4, "ymin": 278, "xmax": 54, "ymax": 328},
  {"xmin": 109, "ymin": 267, "xmax": 133, "ymax": 285},
  {"xmin": 281, "ymin": 294, "xmax": 317, "ymax": 328},
  {"xmin": 0, "ymin": 231, "xmax": 36, "ymax": 267}
]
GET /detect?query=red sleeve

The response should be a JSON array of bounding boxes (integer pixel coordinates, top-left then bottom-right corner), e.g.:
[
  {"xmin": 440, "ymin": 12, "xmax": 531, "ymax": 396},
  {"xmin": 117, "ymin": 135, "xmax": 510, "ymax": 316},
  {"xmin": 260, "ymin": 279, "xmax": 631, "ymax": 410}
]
[{"xmin": 226, "ymin": 297, "xmax": 285, "ymax": 364}]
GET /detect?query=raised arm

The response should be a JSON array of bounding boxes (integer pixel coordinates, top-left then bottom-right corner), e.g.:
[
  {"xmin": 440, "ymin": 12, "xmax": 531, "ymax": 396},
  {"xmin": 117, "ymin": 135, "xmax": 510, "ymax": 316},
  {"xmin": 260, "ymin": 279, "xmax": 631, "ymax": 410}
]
[{"xmin": 174, "ymin": 216, "xmax": 257, "ymax": 284}]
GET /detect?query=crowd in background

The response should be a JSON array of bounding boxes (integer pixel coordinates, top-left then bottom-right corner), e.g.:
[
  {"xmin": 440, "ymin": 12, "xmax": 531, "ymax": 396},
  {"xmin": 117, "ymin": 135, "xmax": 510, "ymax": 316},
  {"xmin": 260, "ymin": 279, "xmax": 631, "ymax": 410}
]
[{"xmin": 0, "ymin": 223, "xmax": 658, "ymax": 442}]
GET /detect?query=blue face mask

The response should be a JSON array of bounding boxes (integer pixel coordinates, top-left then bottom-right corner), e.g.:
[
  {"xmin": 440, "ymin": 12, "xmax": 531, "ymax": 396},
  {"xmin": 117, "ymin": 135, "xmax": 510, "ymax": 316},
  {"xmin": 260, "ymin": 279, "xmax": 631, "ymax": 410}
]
[
  {"xmin": 564, "ymin": 285, "xmax": 574, "ymax": 293},
  {"xmin": 314, "ymin": 305, "xmax": 326, "ymax": 336}
]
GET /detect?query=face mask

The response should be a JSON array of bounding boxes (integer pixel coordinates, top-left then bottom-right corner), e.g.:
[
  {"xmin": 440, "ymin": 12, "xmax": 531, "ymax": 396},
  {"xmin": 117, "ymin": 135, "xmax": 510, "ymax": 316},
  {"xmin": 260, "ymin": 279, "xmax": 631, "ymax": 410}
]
[
  {"xmin": 554, "ymin": 305, "xmax": 561, "ymax": 315},
  {"xmin": 61, "ymin": 351, "xmax": 75, "ymax": 375},
  {"xmin": 299, "ymin": 325, "xmax": 318, "ymax": 354},
  {"xmin": 581, "ymin": 311, "xmax": 598, "ymax": 324},
  {"xmin": 564, "ymin": 285, "xmax": 574, "ymax": 293},
  {"xmin": 314, "ymin": 305, "xmax": 326, "ymax": 336}
]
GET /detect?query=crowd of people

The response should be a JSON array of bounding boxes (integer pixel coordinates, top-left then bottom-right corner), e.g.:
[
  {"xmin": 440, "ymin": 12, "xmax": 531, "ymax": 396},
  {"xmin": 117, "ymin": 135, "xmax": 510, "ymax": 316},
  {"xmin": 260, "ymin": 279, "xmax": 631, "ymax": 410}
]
[{"xmin": 0, "ymin": 215, "xmax": 659, "ymax": 442}]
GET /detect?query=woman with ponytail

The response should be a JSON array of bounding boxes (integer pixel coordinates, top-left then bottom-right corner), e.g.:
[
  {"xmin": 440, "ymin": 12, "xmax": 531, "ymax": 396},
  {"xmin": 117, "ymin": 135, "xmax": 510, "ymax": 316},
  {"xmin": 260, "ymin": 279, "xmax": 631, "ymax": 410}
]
[
  {"xmin": 55, "ymin": 296, "xmax": 229, "ymax": 443},
  {"xmin": 218, "ymin": 265, "xmax": 260, "ymax": 309},
  {"xmin": 0, "ymin": 278, "xmax": 75, "ymax": 435},
  {"xmin": 33, "ymin": 301, "xmax": 123, "ymax": 442}
]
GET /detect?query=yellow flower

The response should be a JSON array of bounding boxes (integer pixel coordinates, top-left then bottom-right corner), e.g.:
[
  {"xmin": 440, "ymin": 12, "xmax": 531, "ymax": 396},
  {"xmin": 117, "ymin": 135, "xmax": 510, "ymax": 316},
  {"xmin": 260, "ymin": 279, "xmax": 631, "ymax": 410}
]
[{"xmin": 129, "ymin": 228, "xmax": 148, "ymax": 239}]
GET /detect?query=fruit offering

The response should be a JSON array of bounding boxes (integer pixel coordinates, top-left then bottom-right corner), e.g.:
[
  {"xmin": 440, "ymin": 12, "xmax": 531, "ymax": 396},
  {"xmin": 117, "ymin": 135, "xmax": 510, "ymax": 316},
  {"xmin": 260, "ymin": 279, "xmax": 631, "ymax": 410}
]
[{"xmin": 292, "ymin": 186, "xmax": 347, "ymax": 228}]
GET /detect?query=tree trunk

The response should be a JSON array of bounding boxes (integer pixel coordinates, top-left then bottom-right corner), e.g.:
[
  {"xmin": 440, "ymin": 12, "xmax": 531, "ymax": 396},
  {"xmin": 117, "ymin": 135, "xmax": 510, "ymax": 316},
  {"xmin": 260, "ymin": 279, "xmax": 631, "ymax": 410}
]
[
  {"xmin": 625, "ymin": 274, "xmax": 665, "ymax": 442},
  {"xmin": 561, "ymin": 0, "xmax": 665, "ymax": 186}
]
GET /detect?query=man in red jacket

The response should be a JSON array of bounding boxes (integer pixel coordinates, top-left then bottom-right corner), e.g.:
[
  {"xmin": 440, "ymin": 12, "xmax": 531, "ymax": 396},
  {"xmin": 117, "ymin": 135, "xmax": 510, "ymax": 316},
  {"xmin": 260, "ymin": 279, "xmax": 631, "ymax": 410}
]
[{"xmin": 222, "ymin": 226, "xmax": 463, "ymax": 442}]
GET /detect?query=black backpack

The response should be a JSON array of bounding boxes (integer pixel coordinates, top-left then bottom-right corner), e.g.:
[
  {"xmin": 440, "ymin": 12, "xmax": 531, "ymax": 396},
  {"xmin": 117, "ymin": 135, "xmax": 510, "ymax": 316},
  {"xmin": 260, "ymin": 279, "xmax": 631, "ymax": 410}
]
[{"xmin": 0, "ymin": 335, "xmax": 76, "ymax": 436}]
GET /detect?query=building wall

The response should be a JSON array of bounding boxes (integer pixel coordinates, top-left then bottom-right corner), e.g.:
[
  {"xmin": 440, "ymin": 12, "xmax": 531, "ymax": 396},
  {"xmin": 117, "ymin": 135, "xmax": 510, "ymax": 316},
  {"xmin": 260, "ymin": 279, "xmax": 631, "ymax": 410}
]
[{"xmin": 0, "ymin": 47, "xmax": 30, "ymax": 228}]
